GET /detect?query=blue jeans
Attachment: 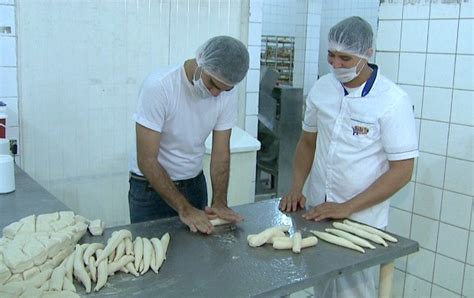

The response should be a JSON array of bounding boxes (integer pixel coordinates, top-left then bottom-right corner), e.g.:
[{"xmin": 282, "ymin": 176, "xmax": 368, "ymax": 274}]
[{"xmin": 128, "ymin": 171, "xmax": 208, "ymax": 224}]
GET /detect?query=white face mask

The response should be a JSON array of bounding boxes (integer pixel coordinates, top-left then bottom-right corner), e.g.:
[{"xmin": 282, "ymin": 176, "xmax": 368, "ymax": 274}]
[
  {"xmin": 192, "ymin": 67, "xmax": 213, "ymax": 98},
  {"xmin": 330, "ymin": 57, "xmax": 365, "ymax": 83}
]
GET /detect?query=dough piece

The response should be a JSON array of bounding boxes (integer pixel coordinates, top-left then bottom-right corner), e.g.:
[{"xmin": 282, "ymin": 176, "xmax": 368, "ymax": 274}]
[
  {"xmin": 310, "ymin": 231, "xmax": 365, "ymax": 253},
  {"xmin": 150, "ymin": 248, "xmax": 157, "ymax": 273},
  {"xmin": 0, "ymin": 283, "xmax": 23, "ymax": 297},
  {"xmin": 125, "ymin": 262, "xmax": 139, "ymax": 277},
  {"xmin": 51, "ymin": 245, "xmax": 74, "ymax": 268},
  {"xmin": 325, "ymin": 228, "xmax": 376, "ymax": 249},
  {"xmin": 264, "ymin": 230, "xmax": 286, "ymax": 244},
  {"xmin": 17, "ymin": 215, "xmax": 36, "ymax": 234},
  {"xmin": 74, "ymin": 215, "xmax": 89, "ymax": 225},
  {"xmin": 292, "ymin": 232, "xmax": 302, "ymax": 253},
  {"xmin": 333, "ymin": 222, "xmax": 388, "ymax": 247},
  {"xmin": 88, "ymin": 257, "xmax": 97, "ymax": 282},
  {"xmin": 161, "ymin": 233, "xmax": 170, "ymax": 260},
  {"xmin": 273, "ymin": 236, "xmax": 318, "ymax": 250},
  {"xmin": 88, "ymin": 219, "xmax": 105, "ymax": 236},
  {"xmin": 42, "ymin": 290, "xmax": 80, "ymax": 298},
  {"xmin": 141, "ymin": 238, "xmax": 152, "ymax": 275},
  {"xmin": 210, "ymin": 218, "xmax": 231, "ymax": 226},
  {"xmin": 133, "ymin": 237, "xmax": 143, "ymax": 270},
  {"xmin": 107, "ymin": 255, "xmax": 134, "ymax": 276},
  {"xmin": 49, "ymin": 265, "xmax": 66, "ymax": 291},
  {"xmin": 83, "ymin": 243, "xmax": 104, "ymax": 266},
  {"xmin": 22, "ymin": 266, "xmax": 40, "ymax": 280},
  {"xmin": 19, "ymin": 287, "xmax": 43, "ymax": 297},
  {"xmin": 124, "ymin": 238, "xmax": 133, "ymax": 256},
  {"xmin": 114, "ymin": 241, "xmax": 125, "ymax": 262},
  {"xmin": 3, "ymin": 244, "xmax": 33, "ymax": 273},
  {"xmin": 0, "ymin": 263, "xmax": 12, "ymax": 285},
  {"xmin": 73, "ymin": 244, "xmax": 91, "ymax": 293},
  {"xmin": 2, "ymin": 222, "xmax": 23, "ymax": 239},
  {"xmin": 108, "ymin": 249, "xmax": 116, "ymax": 264},
  {"xmin": 343, "ymin": 219, "xmax": 398, "ymax": 243},
  {"xmin": 94, "ymin": 249, "xmax": 107, "ymax": 292},
  {"xmin": 22, "ymin": 237, "xmax": 48, "ymax": 266},
  {"xmin": 150, "ymin": 238, "xmax": 164, "ymax": 272},
  {"xmin": 64, "ymin": 252, "xmax": 75, "ymax": 281},
  {"xmin": 97, "ymin": 230, "xmax": 132, "ymax": 264},
  {"xmin": 8, "ymin": 268, "xmax": 53, "ymax": 289},
  {"xmin": 62, "ymin": 276, "xmax": 76, "ymax": 292},
  {"xmin": 247, "ymin": 225, "xmax": 291, "ymax": 247}
]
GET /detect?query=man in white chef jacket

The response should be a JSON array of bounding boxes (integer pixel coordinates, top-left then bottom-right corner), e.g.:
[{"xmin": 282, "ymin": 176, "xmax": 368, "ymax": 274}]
[
  {"xmin": 129, "ymin": 36, "xmax": 249, "ymax": 234},
  {"xmin": 279, "ymin": 16, "xmax": 418, "ymax": 297}
]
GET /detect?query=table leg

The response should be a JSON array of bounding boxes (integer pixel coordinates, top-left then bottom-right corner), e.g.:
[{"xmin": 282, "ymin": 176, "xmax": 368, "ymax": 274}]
[{"xmin": 378, "ymin": 261, "xmax": 394, "ymax": 298}]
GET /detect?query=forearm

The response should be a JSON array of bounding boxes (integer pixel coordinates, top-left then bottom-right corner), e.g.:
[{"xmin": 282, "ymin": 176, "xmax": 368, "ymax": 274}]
[
  {"xmin": 138, "ymin": 158, "xmax": 192, "ymax": 213},
  {"xmin": 345, "ymin": 159, "xmax": 414, "ymax": 214},
  {"xmin": 210, "ymin": 152, "xmax": 230, "ymax": 207}
]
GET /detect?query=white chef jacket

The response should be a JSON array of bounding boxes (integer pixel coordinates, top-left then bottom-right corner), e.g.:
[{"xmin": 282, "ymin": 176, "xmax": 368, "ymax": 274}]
[
  {"xmin": 130, "ymin": 64, "xmax": 237, "ymax": 180},
  {"xmin": 303, "ymin": 64, "xmax": 418, "ymax": 228}
]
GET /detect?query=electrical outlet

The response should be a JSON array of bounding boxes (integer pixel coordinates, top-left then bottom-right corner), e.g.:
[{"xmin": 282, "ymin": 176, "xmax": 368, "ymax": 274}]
[{"xmin": 9, "ymin": 139, "xmax": 18, "ymax": 155}]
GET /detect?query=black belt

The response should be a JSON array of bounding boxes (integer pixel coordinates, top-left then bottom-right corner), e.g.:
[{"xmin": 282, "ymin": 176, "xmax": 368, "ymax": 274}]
[{"xmin": 130, "ymin": 171, "xmax": 203, "ymax": 187}]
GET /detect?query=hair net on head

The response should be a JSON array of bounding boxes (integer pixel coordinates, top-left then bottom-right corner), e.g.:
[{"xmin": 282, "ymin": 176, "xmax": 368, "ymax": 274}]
[
  {"xmin": 195, "ymin": 36, "xmax": 250, "ymax": 86},
  {"xmin": 328, "ymin": 16, "xmax": 373, "ymax": 60}
]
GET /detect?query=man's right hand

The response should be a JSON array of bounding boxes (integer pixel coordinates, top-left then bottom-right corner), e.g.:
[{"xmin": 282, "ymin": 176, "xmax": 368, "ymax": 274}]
[
  {"xmin": 178, "ymin": 205, "xmax": 214, "ymax": 234},
  {"xmin": 279, "ymin": 191, "xmax": 306, "ymax": 212}
]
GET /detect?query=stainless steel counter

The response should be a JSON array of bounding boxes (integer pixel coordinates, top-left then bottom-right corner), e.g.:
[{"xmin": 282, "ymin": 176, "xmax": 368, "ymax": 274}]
[
  {"xmin": 0, "ymin": 165, "xmax": 69, "ymax": 228},
  {"xmin": 80, "ymin": 199, "xmax": 418, "ymax": 297}
]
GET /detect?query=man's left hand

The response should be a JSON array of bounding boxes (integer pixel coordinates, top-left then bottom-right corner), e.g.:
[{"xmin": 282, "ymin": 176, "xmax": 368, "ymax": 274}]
[
  {"xmin": 205, "ymin": 204, "xmax": 244, "ymax": 223},
  {"xmin": 302, "ymin": 202, "xmax": 352, "ymax": 221}
]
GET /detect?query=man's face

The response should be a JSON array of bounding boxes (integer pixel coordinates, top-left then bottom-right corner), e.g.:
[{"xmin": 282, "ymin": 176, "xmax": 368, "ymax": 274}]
[
  {"xmin": 327, "ymin": 50, "xmax": 362, "ymax": 70},
  {"xmin": 200, "ymin": 70, "xmax": 234, "ymax": 97}
]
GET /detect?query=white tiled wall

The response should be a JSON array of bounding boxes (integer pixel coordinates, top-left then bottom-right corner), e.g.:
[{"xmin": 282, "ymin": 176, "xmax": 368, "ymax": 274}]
[{"xmin": 379, "ymin": 0, "xmax": 474, "ymax": 297}]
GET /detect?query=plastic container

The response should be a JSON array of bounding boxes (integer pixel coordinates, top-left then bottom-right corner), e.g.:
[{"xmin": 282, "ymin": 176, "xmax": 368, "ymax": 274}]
[
  {"xmin": 0, "ymin": 154, "xmax": 15, "ymax": 194},
  {"xmin": 0, "ymin": 101, "xmax": 6, "ymax": 139}
]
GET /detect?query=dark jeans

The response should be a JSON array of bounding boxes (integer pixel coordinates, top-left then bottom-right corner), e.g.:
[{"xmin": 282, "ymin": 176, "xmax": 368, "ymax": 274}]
[{"xmin": 128, "ymin": 171, "xmax": 208, "ymax": 224}]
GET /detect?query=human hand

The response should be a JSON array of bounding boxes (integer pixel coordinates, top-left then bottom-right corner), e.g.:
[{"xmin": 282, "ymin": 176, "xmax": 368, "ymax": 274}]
[
  {"xmin": 302, "ymin": 202, "xmax": 351, "ymax": 221},
  {"xmin": 205, "ymin": 204, "xmax": 244, "ymax": 223},
  {"xmin": 279, "ymin": 191, "xmax": 306, "ymax": 212},
  {"xmin": 179, "ymin": 206, "xmax": 214, "ymax": 234}
]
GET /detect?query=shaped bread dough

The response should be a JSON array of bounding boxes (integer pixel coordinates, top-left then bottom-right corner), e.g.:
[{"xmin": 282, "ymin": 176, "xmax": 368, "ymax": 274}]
[
  {"xmin": 124, "ymin": 238, "xmax": 133, "ymax": 256},
  {"xmin": 125, "ymin": 262, "xmax": 139, "ymax": 277},
  {"xmin": 133, "ymin": 237, "xmax": 143, "ymax": 270},
  {"xmin": 325, "ymin": 228, "xmax": 376, "ymax": 249},
  {"xmin": 88, "ymin": 219, "xmax": 105, "ymax": 236},
  {"xmin": 73, "ymin": 244, "xmax": 91, "ymax": 293},
  {"xmin": 141, "ymin": 238, "xmax": 153, "ymax": 275},
  {"xmin": 273, "ymin": 236, "xmax": 318, "ymax": 250},
  {"xmin": 64, "ymin": 252, "xmax": 75, "ymax": 281},
  {"xmin": 292, "ymin": 232, "xmax": 302, "ymax": 253},
  {"xmin": 333, "ymin": 222, "xmax": 387, "ymax": 247},
  {"xmin": 97, "ymin": 230, "xmax": 132, "ymax": 263},
  {"xmin": 114, "ymin": 241, "xmax": 125, "ymax": 262},
  {"xmin": 247, "ymin": 225, "xmax": 291, "ymax": 247},
  {"xmin": 343, "ymin": 219, "xmax": 398, "ymax": 242},
  {"xmin": 94, "ymin": 249, "xmax": 108, "ymax": 292},
  {"xmin": 107, "ymin": 255, "xmax": 134, "ymax": 276},
  {"xmin": 22, "ymin": 237, "xmax": 48, "ymax": 266},
  {"xmin": 161, "ymin": 233, "xmax": 170, "ymax": 260},
  {"xmin": 210, "ymin": 218, "xmax": 231, "ymax": 226},
  {"xmin": 264, "ymin": 230, "xmax": 286, "ymax": 244},
  {"xmin": 83, "ymin": 243, "xmax": 104, "ymax": 266},
  {"xmin": 150, "ymin": 238, "xmax": 164, "ymax": 272},
  {"xmin": 88, "ymin": 257, "xmax": 97, "ymax": 282},
  {"xmin": 62, "ymin": 276, "xmax": 76, "ymax": 292},
  {"xmin": 310, "ymin": 230, "xmax": 365, "ymax": 253},
  {"xmin": 49, "ymin": 265, "xmax": 66, "ymax": 291}
]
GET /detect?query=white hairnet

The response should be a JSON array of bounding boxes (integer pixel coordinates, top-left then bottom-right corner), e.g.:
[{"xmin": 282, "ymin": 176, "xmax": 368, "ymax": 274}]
[
  {"xmin": 328, "ymin": 16, "xmax": 373, "ymax": 60},
  {"xmin": 196, "ymin": 36, "xmax": 249, "ymax": 86}
]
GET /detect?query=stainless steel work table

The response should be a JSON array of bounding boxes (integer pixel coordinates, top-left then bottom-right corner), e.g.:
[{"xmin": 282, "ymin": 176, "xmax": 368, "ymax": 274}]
[{"xmin": 80, "ymin": 199, "xmax": 419, "ymax": 298}]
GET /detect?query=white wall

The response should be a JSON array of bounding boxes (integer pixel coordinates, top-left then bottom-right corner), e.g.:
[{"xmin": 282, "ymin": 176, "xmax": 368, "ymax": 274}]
[
  {"xmin": 378, "ymin": 0, "xmax": 474, "ymax": 297},
  {"xmin": 15, "ymin": 0, "xmax": 249, "ymax": 227}
]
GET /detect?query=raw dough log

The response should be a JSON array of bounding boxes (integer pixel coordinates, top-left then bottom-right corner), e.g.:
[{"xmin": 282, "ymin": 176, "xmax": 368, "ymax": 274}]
[
  {"xmin": 49, "ymin": 265, "xmax": 66, "ymax": 291},
  {"xmin": 333, "ymin": 222, "xmax": 387, "ymax": 247},
  {"xmin": 273, "ymin": 236, "xmax": 318, "ymax": 250},
  {"xmin": 64, "ymin": 252, "xmax": 75, "ymax": 281},
  {"xmin": 88, "ymin": 219, "xmax": 105, "ymax": 236},
  {"xmin": 124, "ymin": 238, "xmax": 133, "ymax": 256},
  {"xmin": 141, "ymin": 238, "xmax": 153, "ymax": 275},
  {"xmin": 133, "ymin": 237, "xmax": 143, "ymax": 271},
  {"xmin": 83, "ymin": 243, "xmax": 104, "ymax": 266},
  {"xmin": 107, "ymin": 255, "xmax": 134, "ymax": 276},
  {"xmin": 161, "ymin": 233, "xmax": 170, "ymax": 260},
  {"xmin": 94, "ymin": 249, "xmax": 107, "ymax": 292},
  {"xmin": 97, "ymin": 230, "xmax": 132, "ymax": 264},
  {"xmin": 292, "ymin": 232, "xmax": 302, "ymax": 253},
  {"xmin": 310, "ymin": 230, "xmax": 365, "ymax": 253},
  {"xmin": 210, "ymin": 218, "xmax": 231, "ymax": 226},
  {"xmin": 73, "ymin": 244, "xmax": 91, "ymax": 293},
  {"xmin": 125, "ymin": 262, "xmax": 139, "ymax": 277},
  {"xmin": 88, "ymin": 257, "xmax": 97, "ymax": 282},
  {"xmin": 264, "ymin": 230, "xmax": 286, "ymax": 244},
  {"xmin": 247, "ymin": 225, "xmax": 291, "ymax": 247},
  {"xmin": 344, "ymin": 219, "xmax": 397, "ymax": 242},
  {"xmin": 150, "ymin": 238, "xmax": 164, "ymax": 272},
  {"xmin": 62, "ymin": 276, "xmax": 76, "ymax": 292},
  {"xmin": 325, "ymin": 228, "xmax": 376, "ymax": 249},
  {"xmin": 114, "ymin": 241, "xmax": 125, "ymax": 262}
]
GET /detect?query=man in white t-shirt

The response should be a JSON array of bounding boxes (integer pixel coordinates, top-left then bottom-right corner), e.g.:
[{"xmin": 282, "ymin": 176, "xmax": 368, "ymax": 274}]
[
  {"xmin": 279, "ymin": 17, "xmax": 418, "ymax": 297},
  {"xmin": 129, "ymin": 36, "xmax": 249, "ymax": 234}
]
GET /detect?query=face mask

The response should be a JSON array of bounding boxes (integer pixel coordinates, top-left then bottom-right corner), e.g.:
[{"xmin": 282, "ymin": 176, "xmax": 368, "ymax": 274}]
[
  {"xmin": 330, "ymin": 58, "xmax": 365, "ymax": 83},
  {"xmin": 192, "ymin": 67, "xmax": 213, "ymax": 98}
]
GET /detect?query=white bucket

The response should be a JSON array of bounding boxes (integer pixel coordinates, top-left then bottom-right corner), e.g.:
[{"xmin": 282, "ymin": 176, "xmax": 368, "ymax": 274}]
[
  {"xmin": 0, "ymin": 139, "xmax": 9, "ymax": 155},
  {"xmin": 0, "ymin": 154, "xmax": 15, "ymax": 194}
]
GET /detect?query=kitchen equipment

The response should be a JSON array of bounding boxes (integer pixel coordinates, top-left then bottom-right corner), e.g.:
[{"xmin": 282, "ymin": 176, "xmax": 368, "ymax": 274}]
[{"xmin": 0, "ymin": 154, "xmax": 15, "ymax": 194}]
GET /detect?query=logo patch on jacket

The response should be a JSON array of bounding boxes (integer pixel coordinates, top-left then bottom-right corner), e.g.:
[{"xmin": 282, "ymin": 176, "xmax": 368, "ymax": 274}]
[{"xmin": 352, "ymin": 125, "xmax": 369, "ymax": 135}]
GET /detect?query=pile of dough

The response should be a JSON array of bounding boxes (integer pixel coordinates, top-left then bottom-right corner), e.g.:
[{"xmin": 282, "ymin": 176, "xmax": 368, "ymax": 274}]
[
  {"xmin": 247, "ymin": 226, "xmax": 317, "ymax": 253},
  {"xmin": 309, "ymin": 219, "xmax": 398, "ymax": 253},
  {"xmin": 0, "ymin": 211, "xmax": 90, "ymax": 297},
  {"xmin": 88, "ymin": 219, "xmax": 105, "ymax": 236}
]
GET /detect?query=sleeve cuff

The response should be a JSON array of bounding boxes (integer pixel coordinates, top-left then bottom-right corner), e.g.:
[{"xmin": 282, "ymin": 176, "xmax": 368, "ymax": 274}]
[{"xmin": 134, "ymin": 115, "xmax": 162, "ymax": 133}]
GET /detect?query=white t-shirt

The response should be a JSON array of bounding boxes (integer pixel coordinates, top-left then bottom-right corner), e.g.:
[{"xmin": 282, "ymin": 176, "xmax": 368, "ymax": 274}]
[
  {"xmin": 130, "ymin": 64, "xmax": 237, "ymax": 180},
  {"xmin": 303, "ymin": 65, "xmax": 418, "ymax": 228}
]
